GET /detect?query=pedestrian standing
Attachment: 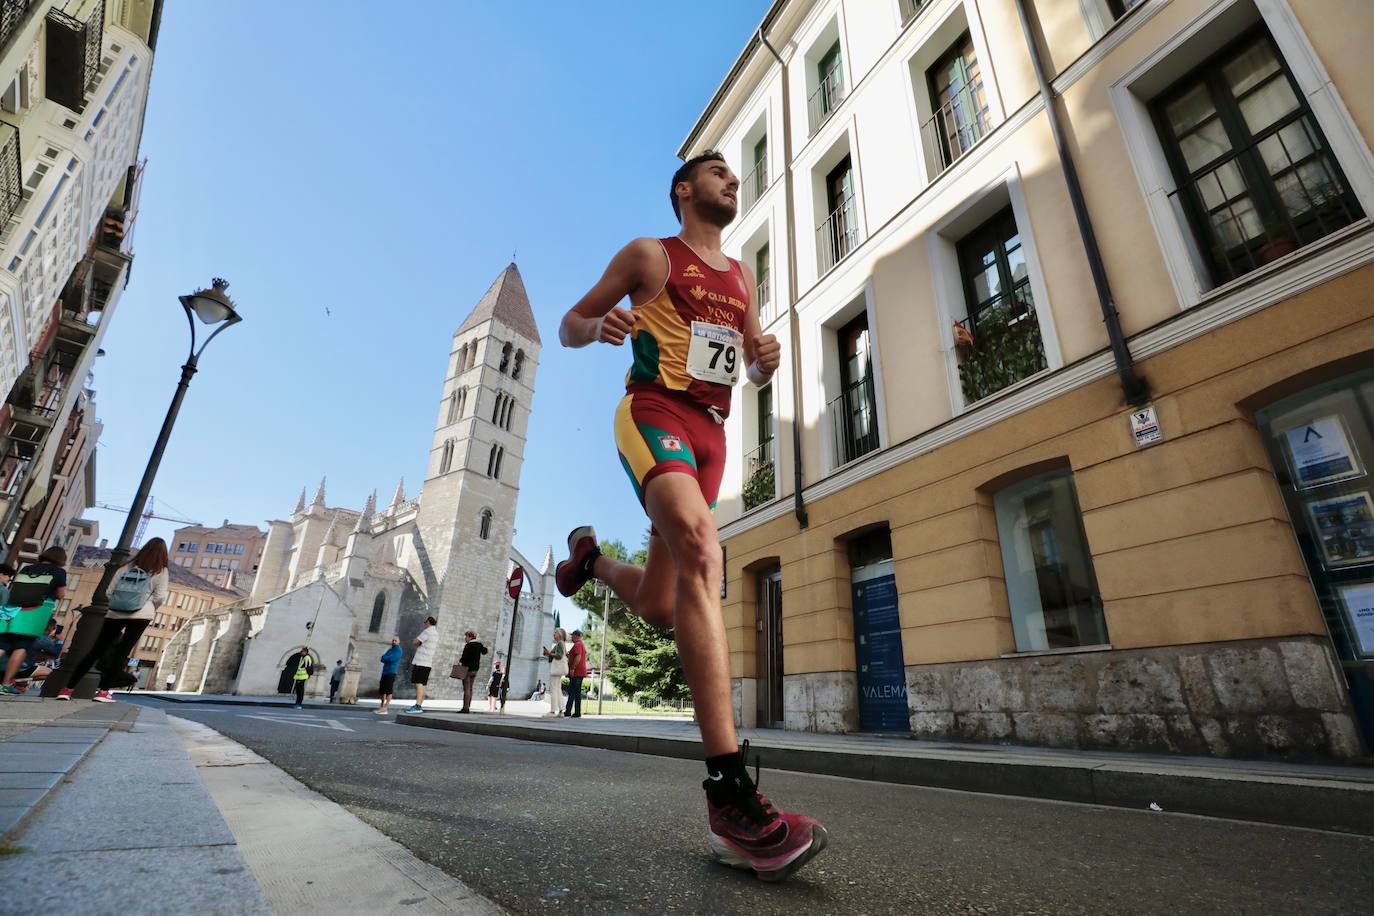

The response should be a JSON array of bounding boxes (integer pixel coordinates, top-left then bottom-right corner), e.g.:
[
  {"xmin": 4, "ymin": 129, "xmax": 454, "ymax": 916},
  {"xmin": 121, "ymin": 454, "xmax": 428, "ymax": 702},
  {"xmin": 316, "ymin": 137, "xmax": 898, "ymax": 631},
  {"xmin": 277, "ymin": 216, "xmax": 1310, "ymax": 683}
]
[
  {"xmin": 486, "ymin": 661, "xmax": 503, "ymax": 711},
  {"xmin": 405, "ymin": 616, "xmax": 439, "ymax": 714},
  {"xmin": 0, "ymin": 562, "xmax": 15, "ymax": 606},
  {"xmin": 1, "ymin": 549, "xmax": 67, "ymax": 696},
  {"xmin": 377, "ymin": 636, "xmax": 402, "ymax": 715},
  {"xmin": 564, "ymin": 629, "xmax": 589, "ymax": 718},
  {"xmin": 329, "ymin": 659, "xmax": 346, "ymax": 702},
  {"xmin": 164, "ymin": 671, "xmax": 176, "ymax": 692},
  {"xmin": 58, "ymin": 542, "xmax": 172, "ymax": 703},
  {"xmin": 456, "ymin": 629, "xmax": 487, "ymax": 713},
  {"xmin": 542, "ymin": 628, "xmax": 568, "ymax": 716}
]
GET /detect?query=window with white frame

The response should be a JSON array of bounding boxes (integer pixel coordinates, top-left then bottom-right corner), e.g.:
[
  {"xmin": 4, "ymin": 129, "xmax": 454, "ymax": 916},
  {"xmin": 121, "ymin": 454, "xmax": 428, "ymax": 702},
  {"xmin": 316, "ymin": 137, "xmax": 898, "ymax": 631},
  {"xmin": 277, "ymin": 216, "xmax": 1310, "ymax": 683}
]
[
  {"xmin": 1111, "ymin": 1, "xmax": 1374, "ymax": 308},
  {"xmin": 741, "ymin": 116, "xmax": 769, "ymax": 214},
  {"xmin": 824, "ymin": 307, "xmax": 880, "ymax": 469},
  {"xmin": 805, "ymin": 22, "xmax": 847, "ymax": 137},
  {"xmin": 742, "ymin": 383, "xmax": 776, "ymax": 511},
  {"xmin": 815, "ymin": 146, "xmax": 861, "ymax": 277}
]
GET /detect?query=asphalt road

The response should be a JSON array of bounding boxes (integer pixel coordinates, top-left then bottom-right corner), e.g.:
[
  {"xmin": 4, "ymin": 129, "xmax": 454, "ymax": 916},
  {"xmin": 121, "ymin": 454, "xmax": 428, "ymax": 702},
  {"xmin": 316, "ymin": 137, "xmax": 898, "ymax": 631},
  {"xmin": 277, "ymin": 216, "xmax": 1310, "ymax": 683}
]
[{"xmin": 139, "ymin": 699, "xmax": 1374, "ymax": 916}]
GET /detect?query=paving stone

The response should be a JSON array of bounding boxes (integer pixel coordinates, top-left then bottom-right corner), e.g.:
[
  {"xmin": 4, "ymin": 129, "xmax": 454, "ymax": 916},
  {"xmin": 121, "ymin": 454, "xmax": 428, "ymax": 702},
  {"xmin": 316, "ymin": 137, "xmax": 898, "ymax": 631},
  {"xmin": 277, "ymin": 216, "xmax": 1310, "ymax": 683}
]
[
  {"xmin": 0, "ymin": 788, "xmax": 48, "ymax": 806},
  {"xmin": 0, "ymin": 772, "xmax": 61, "ymax": 790}
]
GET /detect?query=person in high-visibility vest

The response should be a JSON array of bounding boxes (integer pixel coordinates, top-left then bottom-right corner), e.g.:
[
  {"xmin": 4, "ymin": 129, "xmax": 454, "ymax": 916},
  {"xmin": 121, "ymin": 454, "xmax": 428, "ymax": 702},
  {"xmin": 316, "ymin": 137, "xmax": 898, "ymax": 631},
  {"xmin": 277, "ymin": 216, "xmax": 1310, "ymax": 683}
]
[{"xmin": 291, "ymin": 652, "xmax": 314, "ymax": 708}]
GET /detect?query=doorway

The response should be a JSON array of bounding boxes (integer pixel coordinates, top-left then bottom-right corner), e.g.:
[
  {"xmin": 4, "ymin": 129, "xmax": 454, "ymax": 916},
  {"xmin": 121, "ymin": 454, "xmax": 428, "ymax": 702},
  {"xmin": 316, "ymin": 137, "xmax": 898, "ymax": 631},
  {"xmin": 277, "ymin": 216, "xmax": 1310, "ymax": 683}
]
[
  {"xmin": 755, "ymin": 567, "xmax": 784, "ymax": 729},
  {"xmin": 1255, "ymin": 368, "xmax": 1374, "ymax": 751},
  {"xmin": 849, "ymin": 528, "xmax": 910, "ymax": 732}
]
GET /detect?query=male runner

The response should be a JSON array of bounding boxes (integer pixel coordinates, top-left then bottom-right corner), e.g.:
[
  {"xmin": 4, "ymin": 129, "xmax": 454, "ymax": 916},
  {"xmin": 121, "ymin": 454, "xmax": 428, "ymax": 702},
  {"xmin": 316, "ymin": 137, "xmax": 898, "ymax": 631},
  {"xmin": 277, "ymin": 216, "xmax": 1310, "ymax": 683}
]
[{"xmin": 555, "ymin": 151, "xmax": 827, "ymax": 881}]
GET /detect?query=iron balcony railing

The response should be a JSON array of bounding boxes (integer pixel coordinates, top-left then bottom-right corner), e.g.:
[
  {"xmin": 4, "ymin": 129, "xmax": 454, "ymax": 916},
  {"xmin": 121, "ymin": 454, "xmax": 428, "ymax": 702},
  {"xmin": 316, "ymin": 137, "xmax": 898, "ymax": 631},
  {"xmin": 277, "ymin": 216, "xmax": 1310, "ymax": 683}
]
[
  {"xmin": 740, "ymin": 157, "xmax": 768, "ymax": 214},
  {"xmin": 1166, "ymin": 119, "xmax": 1363, "ymax": 286},
  {"xmin": 808, "ymin": 64, "xmax": 846, "ymax": 136},
  {"xmin": 954, "ymin": 282, "xmax": 1047, "ymax": 404},
  {"xmin": 0, "ymin": 119, "xmax": 19, "ymax": 227},
  {"xmin": 828, "ymin": 375, "xmax": 879, "ymax": 468},
  {"xmin": 922, "ymin": 78, "xmax": 991, "ymax": 176},
  {"xmin": 742, "ymin": 438, "xmax": 776, "ymax": 511},
  {"xmin": 45, "ymin": 0, "xmax": 104, "ymax": 112},
  {"xmin": 0, "ymin": 0, "xmax": 35, "ymax": 61},
  {"xmin": 899, "ymin": 0, "xmax": 933, "ymax": 27},
  {"xmin": 755, "ymin": 266, "xmax": 777, "ymax": 327},
  {"xmin": 816, "ymin": 193, "xmax": 859, "ymax": 276}
]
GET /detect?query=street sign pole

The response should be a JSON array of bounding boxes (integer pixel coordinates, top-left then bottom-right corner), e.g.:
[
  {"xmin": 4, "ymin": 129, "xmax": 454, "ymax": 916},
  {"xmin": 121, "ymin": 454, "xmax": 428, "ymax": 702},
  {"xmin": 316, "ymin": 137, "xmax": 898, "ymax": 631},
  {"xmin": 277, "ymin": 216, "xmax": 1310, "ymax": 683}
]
[{"xmin": 501, "ymin": 565, "xmax": 524, "ymax": 712}]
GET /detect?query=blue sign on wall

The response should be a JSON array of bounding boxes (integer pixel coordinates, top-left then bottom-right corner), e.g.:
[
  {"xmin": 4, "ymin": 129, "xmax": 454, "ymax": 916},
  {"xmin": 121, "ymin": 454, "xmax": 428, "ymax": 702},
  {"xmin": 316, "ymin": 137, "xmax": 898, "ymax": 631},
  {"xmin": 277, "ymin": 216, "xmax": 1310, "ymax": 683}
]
[{"xmin": 851, "ymin": 571, "xmax": 909, "ymax": 732}]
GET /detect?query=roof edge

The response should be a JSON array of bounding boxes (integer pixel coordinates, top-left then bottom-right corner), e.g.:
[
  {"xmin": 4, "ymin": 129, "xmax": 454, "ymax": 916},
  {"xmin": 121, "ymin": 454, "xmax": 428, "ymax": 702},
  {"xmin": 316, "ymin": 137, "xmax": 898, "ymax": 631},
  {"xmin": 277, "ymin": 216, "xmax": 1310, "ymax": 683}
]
[{"xmin": 677, "ymin": 0, "xmax": 789, "ymax": 159}]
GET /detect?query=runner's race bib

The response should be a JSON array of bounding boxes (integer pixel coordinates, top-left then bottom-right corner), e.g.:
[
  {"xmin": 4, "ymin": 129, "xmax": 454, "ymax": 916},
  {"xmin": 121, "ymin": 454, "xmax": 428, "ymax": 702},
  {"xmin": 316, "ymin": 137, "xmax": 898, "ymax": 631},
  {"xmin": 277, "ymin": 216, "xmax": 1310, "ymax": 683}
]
[{"xmin": 686, "ymin": 322, "xmax": 743, "ymax": 386}]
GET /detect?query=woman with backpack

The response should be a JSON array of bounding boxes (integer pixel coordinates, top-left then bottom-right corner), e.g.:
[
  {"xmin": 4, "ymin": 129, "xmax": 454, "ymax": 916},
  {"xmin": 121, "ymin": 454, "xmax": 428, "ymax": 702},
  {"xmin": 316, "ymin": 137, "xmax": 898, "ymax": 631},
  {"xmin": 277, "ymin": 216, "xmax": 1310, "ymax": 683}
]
[
  {"xmin": 542, "ymin": 627, "xmax": 569, "ymax": 716},
  {"xmin": 0, "ymin": 547, "xmax": 68, "ymax": 696},
  {"xmin": 57, "ymin": 538, "xmax": 169, "ymax": 703}
]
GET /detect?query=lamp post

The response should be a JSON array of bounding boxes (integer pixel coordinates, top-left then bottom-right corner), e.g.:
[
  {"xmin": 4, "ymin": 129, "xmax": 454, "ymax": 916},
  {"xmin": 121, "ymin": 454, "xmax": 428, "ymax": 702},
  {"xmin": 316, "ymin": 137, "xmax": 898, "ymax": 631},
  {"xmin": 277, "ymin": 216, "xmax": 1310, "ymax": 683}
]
[
  {"xmin": 44, "ymin": 279, "xmax": 242, "ymax": 698},
  {"xmin": 595, "ymin": 582, "xmax": 609, "ymax": 715}
]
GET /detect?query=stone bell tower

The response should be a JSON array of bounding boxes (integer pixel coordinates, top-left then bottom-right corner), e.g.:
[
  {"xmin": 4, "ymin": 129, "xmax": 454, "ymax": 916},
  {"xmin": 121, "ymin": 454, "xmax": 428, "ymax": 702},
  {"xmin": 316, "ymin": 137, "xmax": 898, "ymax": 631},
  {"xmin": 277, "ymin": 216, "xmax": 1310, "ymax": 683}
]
[{"xmin": 409, "ymin": 263, "xmax": 540, "ymax": 696}]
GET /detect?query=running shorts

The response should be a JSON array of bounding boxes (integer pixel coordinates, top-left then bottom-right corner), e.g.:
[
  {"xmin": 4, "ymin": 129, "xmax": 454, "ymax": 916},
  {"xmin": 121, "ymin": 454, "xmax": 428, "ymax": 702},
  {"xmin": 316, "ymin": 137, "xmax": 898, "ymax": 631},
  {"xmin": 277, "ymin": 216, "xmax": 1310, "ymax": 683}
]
[{"xmin": 614, "ymin": 387, "xmax": 725, "ymax": 510}]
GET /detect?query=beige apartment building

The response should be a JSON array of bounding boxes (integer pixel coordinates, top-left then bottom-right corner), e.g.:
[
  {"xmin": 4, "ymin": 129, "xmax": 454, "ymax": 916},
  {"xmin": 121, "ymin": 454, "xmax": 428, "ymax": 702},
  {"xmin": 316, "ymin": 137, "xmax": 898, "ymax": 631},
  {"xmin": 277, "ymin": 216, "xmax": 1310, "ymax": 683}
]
[
  {"xmin": 54, "ymin": 544, "xmax": 241, "ymax": 687},
  {"xmin": 171, "ymin": 520, "xmax": 266, "ymax": 591},
  {"xmin": 688, "ymin": 0, "xmax": 1374, "ymax": 759}
]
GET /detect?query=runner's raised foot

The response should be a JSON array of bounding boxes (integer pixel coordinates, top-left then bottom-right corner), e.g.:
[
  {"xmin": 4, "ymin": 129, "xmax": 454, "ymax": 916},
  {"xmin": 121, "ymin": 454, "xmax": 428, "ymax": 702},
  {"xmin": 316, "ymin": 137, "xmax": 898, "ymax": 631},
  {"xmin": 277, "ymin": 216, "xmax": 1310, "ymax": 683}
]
[
  {"xmin": 703, "ymin": 742, "xmax": 828, "ymax": 882},
  {"xmin": 554, "ymin": 525, "xmax": 600, "ymax": 597}
]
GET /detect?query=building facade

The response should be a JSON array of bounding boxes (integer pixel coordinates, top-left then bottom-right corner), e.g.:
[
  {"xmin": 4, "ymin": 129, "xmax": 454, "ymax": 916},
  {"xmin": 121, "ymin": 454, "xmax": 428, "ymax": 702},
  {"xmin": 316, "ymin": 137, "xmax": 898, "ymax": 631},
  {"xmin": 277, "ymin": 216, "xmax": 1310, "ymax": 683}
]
[
  {"xmin": 171, "ymin": 520, "xmax": 266, "ymax": 591},
  {"xmin": 0, "ymin": 0, "xmax": 162, "ymax": 563},
  {"xmin": 58, "ymin": 543, "xmax": 240, "ymax": 687},
  {"xmin": 155, "ymin": 264, "xmax": 557, "ymax": 702},
  {"xmin": 686, "ymin": 0, "xmax": 1374, "ymax": 759}
]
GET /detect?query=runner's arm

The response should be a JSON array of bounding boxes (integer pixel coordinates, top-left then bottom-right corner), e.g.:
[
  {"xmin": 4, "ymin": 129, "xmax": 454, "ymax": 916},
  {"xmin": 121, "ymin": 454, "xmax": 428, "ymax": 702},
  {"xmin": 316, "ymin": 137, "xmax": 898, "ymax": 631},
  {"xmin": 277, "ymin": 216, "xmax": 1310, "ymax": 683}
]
[
  {"xmin": 739, "ymin": 262, "xmax": 781, "ymax": 381},
  {"xmin": 559, "ymin": 238, "xmax": 659, "ymax": 348}
]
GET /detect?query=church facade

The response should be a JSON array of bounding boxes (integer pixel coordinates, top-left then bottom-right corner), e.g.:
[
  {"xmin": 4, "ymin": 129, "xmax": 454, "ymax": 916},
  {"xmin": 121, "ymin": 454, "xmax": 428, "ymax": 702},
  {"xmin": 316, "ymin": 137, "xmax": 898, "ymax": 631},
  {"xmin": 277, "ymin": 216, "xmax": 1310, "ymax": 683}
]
[{"xmin": 155, "ymin": 264, "xmax": 555, "ymax": 701}]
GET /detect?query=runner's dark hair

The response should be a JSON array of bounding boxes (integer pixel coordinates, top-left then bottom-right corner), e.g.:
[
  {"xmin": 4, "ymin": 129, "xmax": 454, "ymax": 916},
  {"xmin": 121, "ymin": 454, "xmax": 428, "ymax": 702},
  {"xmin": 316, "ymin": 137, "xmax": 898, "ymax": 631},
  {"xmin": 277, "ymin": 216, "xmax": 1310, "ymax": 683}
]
[{"xmin": 670, "ymin": 150, "xmax": 726, "ymax": 222}]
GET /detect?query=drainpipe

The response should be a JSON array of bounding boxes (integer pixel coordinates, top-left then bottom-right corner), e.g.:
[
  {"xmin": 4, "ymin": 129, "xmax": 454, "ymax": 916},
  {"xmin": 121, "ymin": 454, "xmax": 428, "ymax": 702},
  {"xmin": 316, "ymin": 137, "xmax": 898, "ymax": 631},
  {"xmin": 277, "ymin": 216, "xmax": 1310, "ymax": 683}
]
[
  {"xmin": 1012, "ymin": 0, "xmax": 1150, "ymax": 406},
  {"xmin": 759, "ymin": 27, "xmax": 809, "ymax": 529}
]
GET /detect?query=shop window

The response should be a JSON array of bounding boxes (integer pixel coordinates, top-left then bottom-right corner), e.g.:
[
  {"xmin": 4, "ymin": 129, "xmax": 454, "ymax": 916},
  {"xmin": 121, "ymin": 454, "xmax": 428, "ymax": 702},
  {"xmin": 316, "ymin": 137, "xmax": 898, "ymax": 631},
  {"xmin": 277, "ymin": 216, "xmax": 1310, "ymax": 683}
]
[{"xmin": 994, "ymin": 470, "xmax": 1107, "ymax": 652}]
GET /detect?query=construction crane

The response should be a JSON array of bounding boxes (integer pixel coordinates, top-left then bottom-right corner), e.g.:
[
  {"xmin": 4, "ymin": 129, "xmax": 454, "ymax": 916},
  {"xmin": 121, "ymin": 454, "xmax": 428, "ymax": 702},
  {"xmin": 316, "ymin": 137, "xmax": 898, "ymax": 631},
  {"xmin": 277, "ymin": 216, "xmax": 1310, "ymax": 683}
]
[{"xmin": 93, "ymin": 496, "xmax": 202, "ymax": 545}]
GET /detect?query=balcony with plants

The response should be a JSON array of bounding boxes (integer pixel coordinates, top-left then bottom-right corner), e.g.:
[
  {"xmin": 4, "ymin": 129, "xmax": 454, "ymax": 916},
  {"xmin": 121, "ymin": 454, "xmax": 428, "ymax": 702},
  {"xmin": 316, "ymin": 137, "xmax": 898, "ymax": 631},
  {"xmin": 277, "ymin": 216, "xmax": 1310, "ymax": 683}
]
[{"xmin": 953, "ymin": 282, "xmax": 1047, "ymax": 405}]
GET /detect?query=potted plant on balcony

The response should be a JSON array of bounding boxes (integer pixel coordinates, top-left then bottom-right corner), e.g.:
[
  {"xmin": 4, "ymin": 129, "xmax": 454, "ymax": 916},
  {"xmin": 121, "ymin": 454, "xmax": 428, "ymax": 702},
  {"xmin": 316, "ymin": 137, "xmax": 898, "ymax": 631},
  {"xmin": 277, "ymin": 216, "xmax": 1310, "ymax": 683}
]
[
  {"xmin": 742, "ymin": 459, "xmax": 776, "ymax": 511},
  {"xmin": 955, "ymin": 304, "xmax": 1047, "ymax": 404}
]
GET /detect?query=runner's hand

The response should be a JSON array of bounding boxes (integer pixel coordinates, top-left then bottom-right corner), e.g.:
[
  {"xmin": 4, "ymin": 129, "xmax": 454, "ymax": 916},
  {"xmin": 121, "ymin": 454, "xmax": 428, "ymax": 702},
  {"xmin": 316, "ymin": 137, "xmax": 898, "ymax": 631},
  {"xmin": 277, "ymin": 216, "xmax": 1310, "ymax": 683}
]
[
  {"xmin": 753, "ymin": 334, "xmax": 782, "ymax": 374},
  {"xmin": 597, "ymin": 307, "xmax": 637, "ymax": 345}
]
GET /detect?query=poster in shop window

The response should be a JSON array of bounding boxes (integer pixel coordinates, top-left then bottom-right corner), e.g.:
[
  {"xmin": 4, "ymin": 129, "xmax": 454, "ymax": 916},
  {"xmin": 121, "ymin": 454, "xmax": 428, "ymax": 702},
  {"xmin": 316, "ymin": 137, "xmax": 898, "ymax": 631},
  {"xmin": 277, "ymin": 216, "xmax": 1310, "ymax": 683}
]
[
  {"xmin": 1305, "ymin": 492, "xmax": 1374, "ymax": 569},
  {"xmin": 1284, "ymin": 415, "xmax": 1364, "ymax": 489},
  {"xmin": 1337, "ymin": 583, "xmax": 1374, "ymax": 657}
]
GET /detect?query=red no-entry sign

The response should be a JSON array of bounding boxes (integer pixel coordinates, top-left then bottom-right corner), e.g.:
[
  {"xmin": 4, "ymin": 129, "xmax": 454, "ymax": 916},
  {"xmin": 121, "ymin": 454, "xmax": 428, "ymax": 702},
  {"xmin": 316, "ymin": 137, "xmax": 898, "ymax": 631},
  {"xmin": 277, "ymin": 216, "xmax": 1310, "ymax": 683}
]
[{"xmin": 507, "ymin": 566, "xmax": 524, "ymax": 599}]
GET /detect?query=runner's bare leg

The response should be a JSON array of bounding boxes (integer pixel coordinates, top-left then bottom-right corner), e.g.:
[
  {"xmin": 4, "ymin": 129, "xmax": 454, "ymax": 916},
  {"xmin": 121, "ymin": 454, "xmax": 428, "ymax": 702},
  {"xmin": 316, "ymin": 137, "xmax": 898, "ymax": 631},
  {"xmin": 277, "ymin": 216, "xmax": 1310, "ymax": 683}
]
[
  {"xmin": 642, "ymin": 471, "xmax": 735, "ymax": 757},
  {"xmin": 592, "ymin": 537, "xmax": 676, "ymax": 629}
]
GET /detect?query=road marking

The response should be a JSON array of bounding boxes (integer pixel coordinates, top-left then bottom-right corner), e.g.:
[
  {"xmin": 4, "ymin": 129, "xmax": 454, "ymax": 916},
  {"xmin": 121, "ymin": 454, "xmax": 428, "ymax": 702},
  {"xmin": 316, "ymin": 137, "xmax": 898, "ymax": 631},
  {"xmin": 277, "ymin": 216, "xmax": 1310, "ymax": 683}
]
[{"xmin": 238, "ymin": 714, "xmax": 354, "ymax": 732}]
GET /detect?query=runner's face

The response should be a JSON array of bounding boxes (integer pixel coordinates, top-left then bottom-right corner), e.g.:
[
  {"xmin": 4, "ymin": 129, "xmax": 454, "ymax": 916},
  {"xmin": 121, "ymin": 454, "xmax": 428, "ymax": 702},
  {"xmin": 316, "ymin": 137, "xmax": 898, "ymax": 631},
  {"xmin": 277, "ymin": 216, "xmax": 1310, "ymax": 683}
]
[{"xmin": 681, "ymin": 160, "xmax": 739, "ymax": 227}]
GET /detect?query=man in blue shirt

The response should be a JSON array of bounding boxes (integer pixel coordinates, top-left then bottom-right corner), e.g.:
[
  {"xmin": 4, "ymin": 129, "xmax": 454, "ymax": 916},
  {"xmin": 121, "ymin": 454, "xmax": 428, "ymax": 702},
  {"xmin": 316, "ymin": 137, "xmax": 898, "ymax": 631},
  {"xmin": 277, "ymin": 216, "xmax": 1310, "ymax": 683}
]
[{"xmin": 377, "ymin": 636, "xmax": 402, "ymax": 715}]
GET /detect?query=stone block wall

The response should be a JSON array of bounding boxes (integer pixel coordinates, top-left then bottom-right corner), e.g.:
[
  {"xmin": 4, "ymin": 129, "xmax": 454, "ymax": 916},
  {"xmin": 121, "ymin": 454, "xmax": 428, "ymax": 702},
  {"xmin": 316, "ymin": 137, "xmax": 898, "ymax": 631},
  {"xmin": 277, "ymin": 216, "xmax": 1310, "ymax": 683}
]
[
  {"xmin": 903, "ymin": 636, "xmax": 1363, "ymax": 760},
  {"xmin": 784, "ymin": 672, "xmax": 859, "ymax": 733}
]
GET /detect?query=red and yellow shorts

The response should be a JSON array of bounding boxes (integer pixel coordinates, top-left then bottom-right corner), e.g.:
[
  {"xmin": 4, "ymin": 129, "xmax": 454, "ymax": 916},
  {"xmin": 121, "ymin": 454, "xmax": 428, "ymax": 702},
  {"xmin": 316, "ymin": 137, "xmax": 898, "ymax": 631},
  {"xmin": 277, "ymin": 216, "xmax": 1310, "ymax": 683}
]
[{"xmin": 614, "ymin": 387, "xmax": 725, "ymax": 510}]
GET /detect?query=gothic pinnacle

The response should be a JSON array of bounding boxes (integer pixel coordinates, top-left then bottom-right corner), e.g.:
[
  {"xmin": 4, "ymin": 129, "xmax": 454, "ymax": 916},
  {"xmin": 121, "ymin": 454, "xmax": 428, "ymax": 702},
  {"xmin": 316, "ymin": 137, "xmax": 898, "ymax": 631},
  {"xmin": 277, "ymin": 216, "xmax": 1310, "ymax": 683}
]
[{"xmin": 312, "ymin": 477, "xmax": 326, "ymax": 507}]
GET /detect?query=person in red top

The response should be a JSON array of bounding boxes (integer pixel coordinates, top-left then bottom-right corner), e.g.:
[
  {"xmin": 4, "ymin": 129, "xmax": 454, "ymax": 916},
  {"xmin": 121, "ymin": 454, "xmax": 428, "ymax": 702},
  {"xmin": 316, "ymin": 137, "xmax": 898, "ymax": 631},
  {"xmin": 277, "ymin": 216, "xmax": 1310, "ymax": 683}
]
[
  {"xmin": 563, "ymin": 629, "xmax": 589, "ymax": 718},
  {"xmin": 554, "ymin": 151, "xmax": 826, "ymax": 881}
]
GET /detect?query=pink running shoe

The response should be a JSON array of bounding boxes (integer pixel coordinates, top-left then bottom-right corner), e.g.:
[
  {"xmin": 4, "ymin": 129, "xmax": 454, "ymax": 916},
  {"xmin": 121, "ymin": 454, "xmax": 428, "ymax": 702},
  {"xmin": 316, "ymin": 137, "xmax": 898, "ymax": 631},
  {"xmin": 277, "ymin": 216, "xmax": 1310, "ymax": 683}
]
[
  {"xmin": 55, "ymin": 688, "xmax": 73, "ymax": 700},
  {"xmin": 704, "ymin": 743, "xmax": 828, "ymax": 882},
  {"xmin": 555, "ymin": 526, "xmax": 600, "ymax": 597},
  {"xmin": 92, "ymin": 689, "xmax": 116, "ymax": 703}
]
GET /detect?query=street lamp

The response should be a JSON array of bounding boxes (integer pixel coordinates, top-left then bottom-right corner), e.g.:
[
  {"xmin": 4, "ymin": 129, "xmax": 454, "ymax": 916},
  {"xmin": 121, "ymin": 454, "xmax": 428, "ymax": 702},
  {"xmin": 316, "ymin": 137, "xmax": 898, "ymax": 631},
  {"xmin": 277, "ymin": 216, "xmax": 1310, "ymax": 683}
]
[
  {"xmin": 595, "ymin": 581, "xmax": 610, "ymax": 715},
  {"xmin": 44, "ymin": 279, "xmax": 242, "ymax": 698}
]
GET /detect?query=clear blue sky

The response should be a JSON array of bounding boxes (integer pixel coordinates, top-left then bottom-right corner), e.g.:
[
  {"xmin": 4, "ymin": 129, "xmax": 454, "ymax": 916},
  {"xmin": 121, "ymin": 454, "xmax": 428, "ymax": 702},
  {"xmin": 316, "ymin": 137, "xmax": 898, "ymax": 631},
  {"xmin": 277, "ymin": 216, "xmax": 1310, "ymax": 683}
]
[{"xmin": 86, "ymin": 1, "xmax": 771, "ymax": 630}]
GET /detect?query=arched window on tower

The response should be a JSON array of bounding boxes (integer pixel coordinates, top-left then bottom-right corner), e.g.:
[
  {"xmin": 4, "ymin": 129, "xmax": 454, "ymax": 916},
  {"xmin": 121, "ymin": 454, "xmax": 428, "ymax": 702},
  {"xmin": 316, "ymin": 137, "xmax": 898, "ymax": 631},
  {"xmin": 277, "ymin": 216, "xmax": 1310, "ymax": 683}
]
[
  {"xmin": 457, "ymin": 387, "xmax": 468, "ymax": 417},
  {"xmin": 456, "ymin": 344, "xmax": 469, "ymax": 374},
  {"xmin": 440, "ymin": 439, "xmax": 455, "ymax": 474},
  {"xmin": 479, "ymin": 509, "xmax": 493, "ymax": 540},
  {"xmin": 368, "ymin": 592, "xmax": 386, "ymax": 633},
  {"xmin": 491, "ymin": 393, "xmax": 504, "ymax": 425},
  {"xmin": 499, "ymin": 342, "xmax": 513, "ymax": 374},
  {"xmin": 501, "ymin": 397, "xmax": 514, "ymax": 430},
  {"xmin": 487, "ymin": 443, "xmax": 500, "ymax": 478},
  {"xmin": 447, "ymin": 388, "xmax": 462, "ymax": 425},
  {"xmin": 512, "ymin": 349, "xmax": 525, "ymax": 380},
  {"xmin": 494, "ymin": 446, "xmax": 505, "ymax": 478}
]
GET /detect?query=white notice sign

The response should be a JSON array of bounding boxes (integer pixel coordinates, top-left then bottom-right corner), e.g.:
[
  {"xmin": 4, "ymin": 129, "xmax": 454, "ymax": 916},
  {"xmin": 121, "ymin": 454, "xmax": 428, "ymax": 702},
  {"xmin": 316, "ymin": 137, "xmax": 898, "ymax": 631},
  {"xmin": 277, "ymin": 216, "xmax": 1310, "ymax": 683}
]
[
  {"xmin": 1285, "ymin": 415, "xmax": 1362, "ymax": 489},
  {"xmin": 1338, "ymin": 583, "xmax": 1374, "ymax": 657},
  {"xmin": 1130, "ymin": 406, "xmax": 1162, "ymax": 447}
]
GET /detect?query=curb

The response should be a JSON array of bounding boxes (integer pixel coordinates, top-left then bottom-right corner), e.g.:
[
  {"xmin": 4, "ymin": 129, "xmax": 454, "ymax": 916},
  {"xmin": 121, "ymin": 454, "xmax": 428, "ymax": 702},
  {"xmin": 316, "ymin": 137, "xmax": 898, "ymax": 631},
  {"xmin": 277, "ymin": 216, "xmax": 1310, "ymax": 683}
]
[
  {"xmin": 143, "ymin": 695, "xmax": 349, "ymax": 710},
  {"xmin": 395, "ymin": 713, "xmax": 1374, "ymax": 836},
  {"xmin": 0, "ymin": 702, "xmax": 138, "ymax": 841}
]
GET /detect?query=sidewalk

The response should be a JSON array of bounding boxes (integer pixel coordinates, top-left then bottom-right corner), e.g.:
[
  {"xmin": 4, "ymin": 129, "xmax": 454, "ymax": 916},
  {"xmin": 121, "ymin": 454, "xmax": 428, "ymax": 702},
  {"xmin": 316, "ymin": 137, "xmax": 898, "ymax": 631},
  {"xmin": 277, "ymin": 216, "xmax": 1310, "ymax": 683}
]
[
  {"xmin": 143, "ymin": 691, "xmax": 692, "ymax": 720},
  {"xmin": 0, "ymin": 698, "xmax": 269, "ymax": 914},
  {"xmin": 396, "ymin": 708, "xmax": 1374, "ymax": 836}
]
